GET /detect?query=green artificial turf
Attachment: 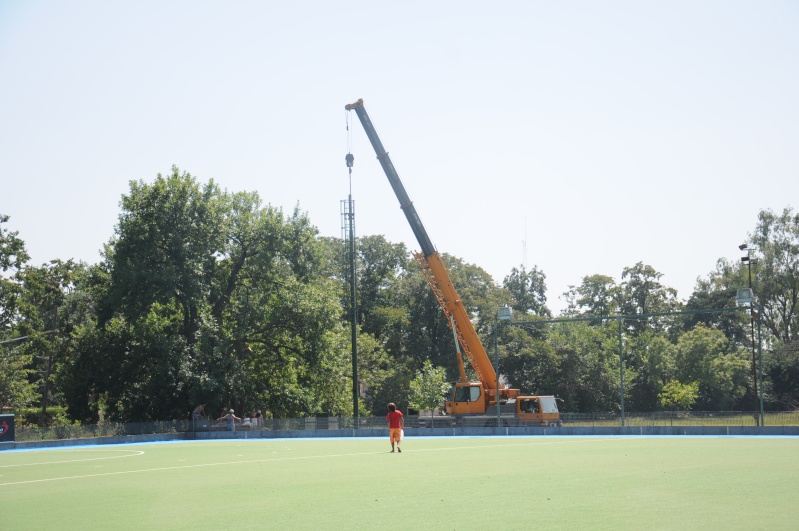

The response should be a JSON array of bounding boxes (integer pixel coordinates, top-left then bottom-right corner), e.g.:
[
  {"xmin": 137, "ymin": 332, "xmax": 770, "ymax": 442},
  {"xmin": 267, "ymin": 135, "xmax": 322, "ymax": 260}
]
[{"xmin": 1, "ymin": 436, "xmax": 797, "ymax": 530}]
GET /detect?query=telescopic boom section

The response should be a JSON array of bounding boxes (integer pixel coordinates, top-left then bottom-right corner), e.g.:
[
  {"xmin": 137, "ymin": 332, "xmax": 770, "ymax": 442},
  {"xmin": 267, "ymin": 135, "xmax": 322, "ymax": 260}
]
[
  {"xmin": 344, "ymin": 99, "xmax": 435, "ymax": 257},
  {"xmin": 345, "ymin": 99, "xmax": 497, "ymax": 390}
]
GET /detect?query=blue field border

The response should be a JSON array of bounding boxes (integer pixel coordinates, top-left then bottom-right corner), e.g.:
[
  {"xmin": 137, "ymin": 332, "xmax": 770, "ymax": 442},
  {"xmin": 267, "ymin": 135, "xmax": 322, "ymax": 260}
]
[
  {"xmin": 2, "ymin": 432, "xmax": 798, "ymax": 454},
  {"xmin": 2, "ymin": 425, "xmax": 798, "ymax": 452}
]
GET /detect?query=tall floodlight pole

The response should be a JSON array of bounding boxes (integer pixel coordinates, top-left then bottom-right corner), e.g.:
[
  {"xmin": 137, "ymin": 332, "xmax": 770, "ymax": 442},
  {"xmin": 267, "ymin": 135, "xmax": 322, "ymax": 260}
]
[
  {"xmin": 495, "ymin": 322, "xmax": 500, "ymax": 427},
  {"xmin": 345, "ymin": 153, "xmax": 359, "ymax": 426},
  {"xmin": 740, "ymin": 244, "xmax": 759, "ymax": 426},
  {"xmin": 757, "ymin": 306, "xmax": 764, "ymax": 426},
  {"xmin": 618, "ymin": 317, "xmax": 625, "ymax": 427}
]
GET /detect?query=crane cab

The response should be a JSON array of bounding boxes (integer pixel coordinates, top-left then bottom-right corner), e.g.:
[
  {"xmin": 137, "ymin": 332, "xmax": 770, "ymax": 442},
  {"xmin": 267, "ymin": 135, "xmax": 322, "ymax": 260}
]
[{"xmin": 445, "ymin": 382, "xmax": 487, "ymax": 415}]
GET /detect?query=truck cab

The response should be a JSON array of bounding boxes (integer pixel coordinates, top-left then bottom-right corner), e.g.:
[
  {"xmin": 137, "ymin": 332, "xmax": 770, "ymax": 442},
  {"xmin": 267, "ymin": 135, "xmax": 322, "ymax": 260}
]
[{"xmin": 518, "ymin": 396, "xmax": 562, "ymax": 427}]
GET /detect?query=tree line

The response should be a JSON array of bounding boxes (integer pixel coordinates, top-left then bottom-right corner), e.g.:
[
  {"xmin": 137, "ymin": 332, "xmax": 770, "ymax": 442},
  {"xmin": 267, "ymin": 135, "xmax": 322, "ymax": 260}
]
[{"xmin": 1, "ymin": 167, "xmax": 798, "ymax": 424}]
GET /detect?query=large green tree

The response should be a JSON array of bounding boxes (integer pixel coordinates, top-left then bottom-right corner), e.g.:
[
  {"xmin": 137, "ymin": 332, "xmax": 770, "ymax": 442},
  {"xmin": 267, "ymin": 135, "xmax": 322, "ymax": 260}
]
[
  {"xmin": 768, "ymin": 340, "xmax": 799, "ymax": 409},
  {"xmin": 0, "ymin": 214, "xmax": 29, "ymax": 333},
  {"xmin": 672, "ymin": 324, "xmax": 749, "ymax": 410},
  {"xmin": 16, "ymin": 259, "xmax": 82, "ymax": 417},
  {"xmin": 682, "ymin": 260, "xmax": 748, "ymax": 344},
  {"xmin": 61, "ymin": 168, "xmax": 348, "ymax": 422},
  {"xmin": 352, "ymin": 235, "xmax": 409, "ymax": 334},
  {"xmin": 749, "ymin": 207, "xmax": 799, "ymax": 343},
  {"xmin": 561, "ymin": 274, "xmax": 619, "ymax": 318},
  {"xmin": 333, "ymin": 236, "xmax": 417, "ymax": 414},
  {"xmin": 684, "ymin": 207, "xmax": 799, "ymax": 410},
  {"xmin": 503, "ymin": 265, "xmax": 550, "ymax": 317},
  {"xmin": 618, "ymin": 262, "xmax": 682, "ymax": 337},
  {"xmin": 624, "ymin": 330, "xmax": 674, "ymax": 411},
  {"xmin": 500, "ymin": 325, "xmax": 560, "ymax": 398},
  {"xmin": 546, "ymin": 321, "xmax": 624, "ymax": 413},
  {"xmin": 0, "ymin": 215, "xmax": 36, "ymax": 411}
]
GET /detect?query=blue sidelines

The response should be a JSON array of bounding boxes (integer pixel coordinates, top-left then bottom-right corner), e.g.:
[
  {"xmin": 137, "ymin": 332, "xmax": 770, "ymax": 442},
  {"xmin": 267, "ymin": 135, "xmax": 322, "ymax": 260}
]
[{"xmin": 3, "ymin": 433, "xmax": 796, "ymax": 454}]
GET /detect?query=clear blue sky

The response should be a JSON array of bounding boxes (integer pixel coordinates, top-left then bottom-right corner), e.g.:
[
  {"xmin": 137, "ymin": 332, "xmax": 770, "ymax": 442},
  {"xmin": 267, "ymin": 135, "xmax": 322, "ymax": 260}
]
[{"xmin": 1, "ymin": 1, "xmax": 797, "ymax": 312}]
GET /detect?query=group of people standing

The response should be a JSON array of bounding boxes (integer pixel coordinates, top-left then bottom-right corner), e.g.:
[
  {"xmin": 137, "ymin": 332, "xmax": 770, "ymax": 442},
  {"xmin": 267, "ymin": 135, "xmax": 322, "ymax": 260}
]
[
  {"xmin": 192, "ymin": 401, "xmax": 406, "ymax": 451},
  {"xmin": 192, "ymin": 404, "xmax": 263, "ymax": 431}
]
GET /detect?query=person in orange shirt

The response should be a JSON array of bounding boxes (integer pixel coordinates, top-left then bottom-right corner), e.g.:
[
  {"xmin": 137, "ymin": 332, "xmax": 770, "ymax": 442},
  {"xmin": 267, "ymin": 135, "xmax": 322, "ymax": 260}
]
[{"xmin": 386, "ymin": 402, "xmax": 404, "ymax": 453}]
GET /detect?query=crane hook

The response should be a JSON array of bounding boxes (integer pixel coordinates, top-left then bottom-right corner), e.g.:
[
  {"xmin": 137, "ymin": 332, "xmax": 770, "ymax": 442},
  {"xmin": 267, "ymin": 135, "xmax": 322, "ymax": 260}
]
[{"xmin": 345, "ymin": 153, "xmax": 354, "ymax": 168}]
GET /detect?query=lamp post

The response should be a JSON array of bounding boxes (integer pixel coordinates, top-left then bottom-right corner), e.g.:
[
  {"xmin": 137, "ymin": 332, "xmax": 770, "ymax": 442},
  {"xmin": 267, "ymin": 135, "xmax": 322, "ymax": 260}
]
[
  {"xmin": 739, "ymin": 244, "xmax": 760, "ymax": 426},
  {"xmin": 618, "ymin": 317, "xmax": 625, "ymax": 427},
  {"xmin": 756, "ymin": 305, "xmax": 764, "ymax": 426},
  {"xmin": 496, "ymin": 305, "xmax": 513, "ymax": 427}
]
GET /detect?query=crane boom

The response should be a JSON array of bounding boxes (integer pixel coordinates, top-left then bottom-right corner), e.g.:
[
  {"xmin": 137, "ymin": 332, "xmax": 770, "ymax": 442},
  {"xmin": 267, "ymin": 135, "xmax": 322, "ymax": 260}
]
[
  {"xmin": 344, "ymin": 99, "xmax": 562, "ymax": 428},
  {"xmin": 344, "ymin": 99, "xmax": 435, "ymax": 257},
  {"xmin": 345, "ymin": 98, "xmax": 500, "ymax": 397}
]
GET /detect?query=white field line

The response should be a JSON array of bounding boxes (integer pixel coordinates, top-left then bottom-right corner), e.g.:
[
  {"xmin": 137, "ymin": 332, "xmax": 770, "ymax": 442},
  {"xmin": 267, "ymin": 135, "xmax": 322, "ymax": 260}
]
[
  {"xmin": 0, "ymin": 449, "xmax": 145, "ymax": 468},
  {"xmin": 411, "ymin": 437, "xmax": 626, "ymax": 453},
  {"xmin": 0, "ymin": 438, "xmax": 616, "ymax": 487}
]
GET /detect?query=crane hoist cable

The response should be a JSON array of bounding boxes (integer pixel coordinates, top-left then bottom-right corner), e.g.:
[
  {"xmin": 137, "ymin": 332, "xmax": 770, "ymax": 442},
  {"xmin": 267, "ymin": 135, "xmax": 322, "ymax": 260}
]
[
  {"xmin": 345, "ymin": 110, "xmax": 354, "ymax": 184},
  {"xmin": 345, "ymin": 107, "xmax": 353, "ymax": 154}
]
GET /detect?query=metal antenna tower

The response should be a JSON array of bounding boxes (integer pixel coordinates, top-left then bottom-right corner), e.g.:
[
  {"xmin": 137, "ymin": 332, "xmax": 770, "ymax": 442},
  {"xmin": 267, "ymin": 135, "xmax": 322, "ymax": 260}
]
[{"xmin": 342, "ymin": 150, "xmax": 359, "ymax": 424}]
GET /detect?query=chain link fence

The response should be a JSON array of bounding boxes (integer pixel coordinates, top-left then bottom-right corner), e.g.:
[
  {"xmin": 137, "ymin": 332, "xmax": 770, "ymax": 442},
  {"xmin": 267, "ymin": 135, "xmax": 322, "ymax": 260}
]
[
  {"xmin": 10, "ymin": 411, "xmax": 799, "ymax": 443},
  {"xmin": 14, "ymin": 420, "xmax": 189, "ymax": 443},
  {"xmin": 562, "ymin": 411, "xmax": 799, "ymax": 427}
]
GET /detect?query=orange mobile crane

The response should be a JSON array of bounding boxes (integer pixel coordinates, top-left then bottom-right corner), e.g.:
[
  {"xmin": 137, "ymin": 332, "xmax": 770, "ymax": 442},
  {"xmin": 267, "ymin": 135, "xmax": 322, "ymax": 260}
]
[{"xmin": 345, "ymin": 99, "xmax": 561, "ymax": 427}]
